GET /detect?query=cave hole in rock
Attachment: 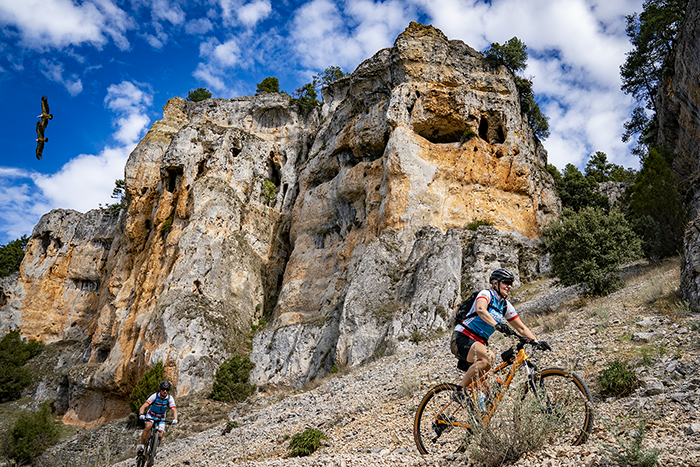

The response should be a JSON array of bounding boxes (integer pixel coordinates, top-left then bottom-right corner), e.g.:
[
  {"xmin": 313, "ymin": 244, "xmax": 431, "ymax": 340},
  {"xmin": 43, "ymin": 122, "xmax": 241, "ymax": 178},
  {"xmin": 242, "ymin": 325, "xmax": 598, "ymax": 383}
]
[
  {"xmin": 54, "ymin": 377, "xmax": 70, "ymax": 415},
  {"xmin": 164, "ymin": 167, "xmax": 184, "ymax": 193},
  {"xmin": 479, "ymin": 117, "xmax": 489, "ymax": 141},
  {"xmin": 413, "ymin": 118, "xmax": 469, "ymax": 144},
  {"xmin": 268, "ymin": 152, "xmax": 281, "ymax": 187},
  {"xmin": 197, "ymin": 159, "xmax": 206, "ymax": 177},
  {"xmin": 95, "ymin": 347, "xmax": 110, "ymax": 363}
]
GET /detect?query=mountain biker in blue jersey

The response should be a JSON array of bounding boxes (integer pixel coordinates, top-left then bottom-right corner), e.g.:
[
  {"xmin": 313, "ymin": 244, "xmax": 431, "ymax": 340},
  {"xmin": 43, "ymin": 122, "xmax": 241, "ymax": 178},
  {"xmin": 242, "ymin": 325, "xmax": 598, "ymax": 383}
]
[
  {"xmin": 137, "ymin": 381, "xmax": 178, "ymax": 455},
  {"xmin": 452, "ymin": 268, "xmax": 549, "ymax": 395}
]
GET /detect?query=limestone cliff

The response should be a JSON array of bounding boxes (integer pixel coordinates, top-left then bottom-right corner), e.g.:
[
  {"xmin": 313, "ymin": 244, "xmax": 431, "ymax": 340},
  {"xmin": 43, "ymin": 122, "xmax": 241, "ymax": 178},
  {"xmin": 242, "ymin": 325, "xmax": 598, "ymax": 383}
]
[
  {"xmin": 0, "ymin": 23, "xmax": 559, "ymax": 424},
  {"xmin": 252, "ymin": 23, "xmax": 558, "ymax": 384},
  {"xmin": 656, "ymin": 0, "xmax": 700, "ymax": 310}
]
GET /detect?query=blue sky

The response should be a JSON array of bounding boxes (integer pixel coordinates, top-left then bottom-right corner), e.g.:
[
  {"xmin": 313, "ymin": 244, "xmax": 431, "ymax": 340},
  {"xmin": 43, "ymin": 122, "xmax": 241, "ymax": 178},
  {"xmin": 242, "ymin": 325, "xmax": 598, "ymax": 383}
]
[{"xmin": 0, "ymin": 0, "xmax": 644, "ymax": 244}]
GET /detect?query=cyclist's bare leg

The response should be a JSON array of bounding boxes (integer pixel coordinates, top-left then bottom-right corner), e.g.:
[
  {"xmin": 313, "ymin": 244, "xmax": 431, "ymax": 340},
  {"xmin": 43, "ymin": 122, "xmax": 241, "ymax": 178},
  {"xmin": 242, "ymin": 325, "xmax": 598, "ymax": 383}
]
[
  {"xmin": 140, "ymin": 421, "xmax": 153, "ymax": 446},
  {"xmin": 460, "ymin": 342, "xmax": 493, "ymax": 390}
]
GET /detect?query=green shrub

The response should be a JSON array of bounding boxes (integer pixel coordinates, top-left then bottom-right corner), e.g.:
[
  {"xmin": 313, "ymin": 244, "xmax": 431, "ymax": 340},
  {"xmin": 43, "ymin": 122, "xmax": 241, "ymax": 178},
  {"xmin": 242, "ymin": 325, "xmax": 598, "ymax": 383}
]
[
  {"xmin": 262, "ymin": 179, "xmax": 278, "ymax": 205},
  {"xmin": 0, "ymin": 330, "xmax": 44, "ymax": 402},
  {"xmin": 465, "ymin": 383, "xmax": 564, "ymax": 466},
  {"xmin": 1, "ymin": 401, "xmax": 60, "ymax": 465},
  {"xmin": 210, "ymin": 354, "xmax": 255, "ymax": 402},
  {"xmin": 129, "ymin": 361, "xmax": 166, "ymax": 414},
  {"xmin": 0, "ymin": 236, "xmax": 29, "ymax": 277},
  {"xmin": 541, "ymin": 207, "xmax": 641, "ymax": 295},
  {"xmin": 187, "ymin": 87, "xmax": 212, "ymax": 102},
  {"xmin": 256, "ymin": 77, "xmax": 280, "ymax": 94},
  {"xmin": 161, "ymin": 214, "xmax": 174, "ymax": 235},
  {"xmin": 627, "ymin": 148, "xmax": 686, "ymax": 260},
  {"xmin": 290, "ymin": 83, "xmax": 319, "ymax": 114},
  {"xmin": 287, "ymin": 428, "xmax": 327, "ymax": 457},
  {"xmin": 598, "ymin": 360, "xmax": 641, "ymax": 397},
  {"xmin": 602, "ymin": 418, "xmax": 659, "ymax": 467},
  {"xmin": 465, "ymin": 218, "xmax": 493, "ymax": 231}
]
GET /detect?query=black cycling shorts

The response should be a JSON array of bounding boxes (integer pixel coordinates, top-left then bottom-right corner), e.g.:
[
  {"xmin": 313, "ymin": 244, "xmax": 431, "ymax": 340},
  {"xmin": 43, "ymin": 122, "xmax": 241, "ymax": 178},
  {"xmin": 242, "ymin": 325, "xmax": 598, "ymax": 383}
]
[{"xmin": 450, "ymin": 331, "xmax": 478, "ymax": 372}]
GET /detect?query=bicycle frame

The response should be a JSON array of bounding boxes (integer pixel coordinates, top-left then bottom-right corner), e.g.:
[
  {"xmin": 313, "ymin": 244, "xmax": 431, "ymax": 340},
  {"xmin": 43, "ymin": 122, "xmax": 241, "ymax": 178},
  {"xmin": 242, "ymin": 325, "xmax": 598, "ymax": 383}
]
[{"xmin": 464, "ymin": 337, "xmax": 537, "ymax": 425}]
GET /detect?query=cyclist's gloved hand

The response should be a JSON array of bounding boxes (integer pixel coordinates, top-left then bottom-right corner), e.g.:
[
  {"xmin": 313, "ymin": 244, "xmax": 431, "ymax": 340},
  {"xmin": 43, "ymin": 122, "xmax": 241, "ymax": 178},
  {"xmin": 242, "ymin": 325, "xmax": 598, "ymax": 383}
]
[
  {"xmin": 535, "ymin": 340, "xmax": 552, "ymax": 351},
  {"xmin": 495, "ymin": 323, "xmax": 513, "ymax": 335},
  {"xmin": 139, "ymin": 414, "xmax": 146, "ymax": 420},
  {"xmin": 171, "ymin": 419, "xmax": 178, "ymax": 425}
]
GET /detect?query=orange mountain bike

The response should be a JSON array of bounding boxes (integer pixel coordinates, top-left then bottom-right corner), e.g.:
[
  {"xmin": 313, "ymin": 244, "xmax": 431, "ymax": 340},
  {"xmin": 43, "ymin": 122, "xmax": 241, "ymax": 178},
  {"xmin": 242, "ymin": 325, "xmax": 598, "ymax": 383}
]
[{"xmin": 413, "ymin": 332, "xmax": 594, "ymax": 456}]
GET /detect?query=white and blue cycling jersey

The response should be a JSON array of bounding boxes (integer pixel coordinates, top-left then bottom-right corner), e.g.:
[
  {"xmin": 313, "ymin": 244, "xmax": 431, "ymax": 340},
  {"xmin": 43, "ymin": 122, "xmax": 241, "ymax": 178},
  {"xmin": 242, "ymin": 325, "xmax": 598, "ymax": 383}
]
[
  {"xmin": 454, "ymin": 289, "xmax": 518, "ymax": 342},
  {"xmin": 145, "ymin": 392, "xmax": 176, "ymax": 420}
]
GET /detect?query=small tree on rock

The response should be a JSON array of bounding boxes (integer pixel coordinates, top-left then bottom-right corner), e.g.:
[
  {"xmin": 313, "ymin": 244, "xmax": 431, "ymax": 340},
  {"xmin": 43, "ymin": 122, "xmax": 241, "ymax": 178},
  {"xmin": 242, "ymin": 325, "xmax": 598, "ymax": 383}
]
[
  {"xmin": 187, "ymin": 87, "xmax": 212, "ymax": 102},
  {"xmin": 256, "ymin": 77, "xmax": 280, "ymax": 94}
]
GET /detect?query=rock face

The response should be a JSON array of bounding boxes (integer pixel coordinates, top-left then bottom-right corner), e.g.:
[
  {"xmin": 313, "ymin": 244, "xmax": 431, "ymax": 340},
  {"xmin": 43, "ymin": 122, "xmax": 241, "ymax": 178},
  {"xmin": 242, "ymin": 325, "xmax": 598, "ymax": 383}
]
[
  {"xmin": 249, "ymin": 24, "xmax": 558, "ymax": 385},
  {"xmin": 657, "ymin": 0, "xmax": 700, "ymax": 310},
  {"xmin": 1, "ymin": 23, "xmax": 559, "ymax": 424}
]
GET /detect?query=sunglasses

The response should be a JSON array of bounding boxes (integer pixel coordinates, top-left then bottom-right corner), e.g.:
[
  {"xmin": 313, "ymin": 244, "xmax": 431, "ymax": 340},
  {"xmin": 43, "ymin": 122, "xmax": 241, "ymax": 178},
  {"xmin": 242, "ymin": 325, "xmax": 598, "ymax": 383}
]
[{"xmin": 501, "ymin": 280, "xmax": 513, "ymax": 286}]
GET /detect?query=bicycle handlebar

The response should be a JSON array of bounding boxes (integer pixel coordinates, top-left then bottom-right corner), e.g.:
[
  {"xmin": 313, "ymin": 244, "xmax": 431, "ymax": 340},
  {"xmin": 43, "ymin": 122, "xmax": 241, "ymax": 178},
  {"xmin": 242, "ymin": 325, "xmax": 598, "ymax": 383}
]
[{"xmin": 496, "ymin": 324, "xmax": 552, "ymax": 352}]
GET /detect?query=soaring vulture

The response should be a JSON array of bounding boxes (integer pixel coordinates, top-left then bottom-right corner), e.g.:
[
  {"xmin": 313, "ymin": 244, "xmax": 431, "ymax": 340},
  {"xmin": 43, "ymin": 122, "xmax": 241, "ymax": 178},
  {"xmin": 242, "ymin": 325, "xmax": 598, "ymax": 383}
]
[{"xmin": 35, "ymin": 95, "xmax": 52, "ymax": 160}]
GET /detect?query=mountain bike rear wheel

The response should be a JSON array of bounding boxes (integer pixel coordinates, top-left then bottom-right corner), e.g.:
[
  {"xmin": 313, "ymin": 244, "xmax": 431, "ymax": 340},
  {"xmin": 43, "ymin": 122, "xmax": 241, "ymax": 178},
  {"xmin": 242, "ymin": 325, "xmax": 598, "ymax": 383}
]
[
  {"xmin": 413, "ymin": 383, "xmax": 475, "ymax": 455},
  {"xmin": 526, "ymin": 368, "xmax": 594, "ymax": 446}
]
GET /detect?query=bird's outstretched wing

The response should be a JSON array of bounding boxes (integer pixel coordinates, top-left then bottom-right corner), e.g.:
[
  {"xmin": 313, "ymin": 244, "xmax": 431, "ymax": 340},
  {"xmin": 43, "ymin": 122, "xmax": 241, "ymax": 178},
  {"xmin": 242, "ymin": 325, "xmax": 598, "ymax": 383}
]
[
  {"xmin": 35, "ymin": 120, "xmax": 48, "ymax": 160},
  {"xmin": 41, "ymin": 95, "xmax": 52, "ymax": 120},
  {"xmin": 36, "ymin": 139, "xmax": 45, "ymax": 160}
]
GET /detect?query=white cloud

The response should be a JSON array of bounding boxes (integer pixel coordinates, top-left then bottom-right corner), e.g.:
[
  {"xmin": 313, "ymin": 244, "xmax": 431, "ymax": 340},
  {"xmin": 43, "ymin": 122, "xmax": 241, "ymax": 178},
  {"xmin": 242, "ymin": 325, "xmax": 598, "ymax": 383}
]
[
  {"xmin": 192, "ymin": 37, "xmax": 242, "ymax": 93},
  {"xmin": 39, "ymin": 59, "xmax": 83, "ymax": 96},
  {"xmin": 151, "ymin": 0, "xmax": 186, "ymax": 25},
  {"xmin": 289, "ymin": 0, "xmax": 412, "ymax": 71},
  {"xmin": 186, "ymin": 18, "xmax": 213, "ymax": 35},
  {"xmin": 237, "ymin": 0, "xmax": 271, "ymax": 27},
  {"xmin": 0, "ymin": 0, "xmax": 131, "ymax": 50},
  {"xmin": 104, "ymin": 81, "xmax": 153, "ymax": 145}
]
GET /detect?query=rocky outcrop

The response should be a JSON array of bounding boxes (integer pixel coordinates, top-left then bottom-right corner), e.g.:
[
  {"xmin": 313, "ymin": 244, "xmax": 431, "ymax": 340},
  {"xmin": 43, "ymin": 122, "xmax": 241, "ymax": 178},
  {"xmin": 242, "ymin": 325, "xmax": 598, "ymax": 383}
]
[
  {"xmin": 250, "ymin": 23, "xmax": 558, "ymax": 385},
  {"xmin": 1, "ymin": 23, "xmax": 559, "ymax": 423},
  {"xmin": 657, "ymin": 0, "xmax": 700, "ymax": 310}
]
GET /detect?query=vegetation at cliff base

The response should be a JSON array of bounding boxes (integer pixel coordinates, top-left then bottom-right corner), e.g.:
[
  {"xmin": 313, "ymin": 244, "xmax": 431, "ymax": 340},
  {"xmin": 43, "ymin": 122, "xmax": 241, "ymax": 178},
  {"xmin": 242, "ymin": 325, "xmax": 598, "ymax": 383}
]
[
  {"xmin": 256, "ymin": 77, "xmax": 280, "ymax": 94},
  {"xmin": 0, "ymin": 330, "xmax": 44, "ymax": 403},
  {"xmin": 1, "ymin": 401, "xmax": 60, "ymax": 465},
  {"xmin": 129, "ymin": 361, "xmax": 166, "ymax": 414},
  {"xmin": 210, "ymin": 354, "xmax": 255, "ymax": 402},
  {"xmin": 187, "ymin": 87, "xmax": 212, "ymax": 102},
  {"xmin": 0, "ymin": 236, "xmax": 29, "ymax": 277},
  {"xmin": 541, "ymin": 207, "xmax": 642, "ymax": 295},
  {"xmin": 627, "ymin": 148, "xmax": 686, "ymax": 259}
]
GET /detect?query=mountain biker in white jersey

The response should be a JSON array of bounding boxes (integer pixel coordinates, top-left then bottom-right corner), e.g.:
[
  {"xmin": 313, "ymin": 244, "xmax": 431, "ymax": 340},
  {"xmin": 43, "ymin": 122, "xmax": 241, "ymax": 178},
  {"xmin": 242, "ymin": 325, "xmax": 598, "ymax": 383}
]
[
  {"xmin": 452, "ymin": 268, "xmax": 549, "ymax": 393},
  {"xmin": 137, "ymin": 381, "xmax": 178, "ymax": 455}
]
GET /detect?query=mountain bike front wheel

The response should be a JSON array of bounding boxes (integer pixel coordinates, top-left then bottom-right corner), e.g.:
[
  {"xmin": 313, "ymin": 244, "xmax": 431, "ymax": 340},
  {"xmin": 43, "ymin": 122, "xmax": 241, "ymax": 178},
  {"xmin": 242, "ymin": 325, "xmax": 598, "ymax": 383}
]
[
  {"xmin": 413, "ymin": 383, "xmax": 476, "ymax": 455},
  {"xmin": 147, "ymin": 432, "xmax": 160, "ymax": 467},
  {"xmin": 525, "ymin": 367, "xmax": 594, "ymax": 446}
]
